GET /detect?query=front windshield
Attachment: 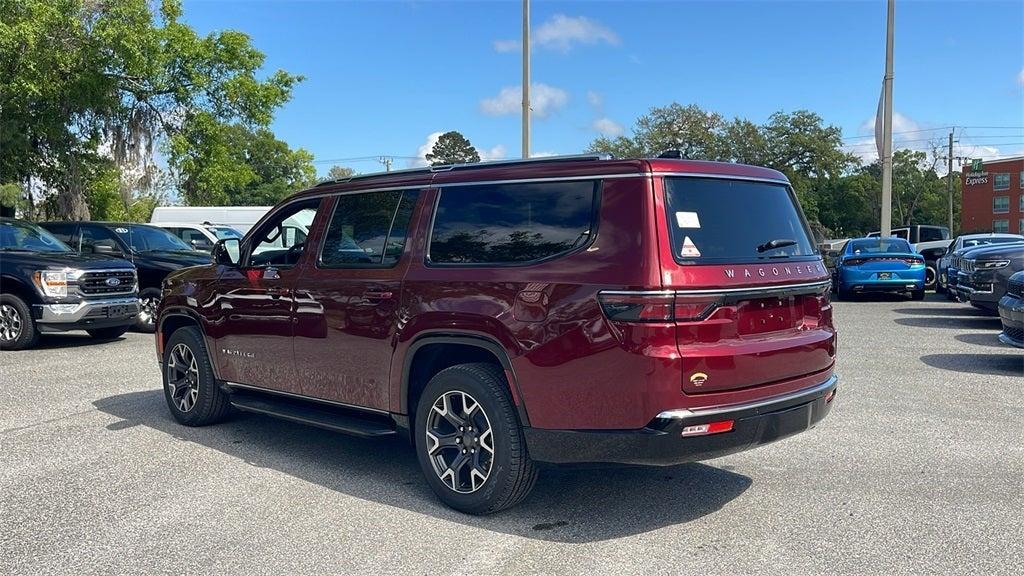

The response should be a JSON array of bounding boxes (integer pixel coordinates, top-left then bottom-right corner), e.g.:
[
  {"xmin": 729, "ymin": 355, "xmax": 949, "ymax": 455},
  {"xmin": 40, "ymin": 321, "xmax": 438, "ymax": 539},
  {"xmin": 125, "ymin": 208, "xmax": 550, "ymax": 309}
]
[
  {"xmin": 848, "ymin": 238, "xmax": 913, "ymax": 254},
  {"xmin": 208, "ymin": 226, "xmax": 243, "ymax": 240},
  {"xmin": 113, "ymin": 225, "xmax": 193, "ymax": 252},
  {"xmin": 963, "ymin": 237, "xmax": 1022, "ymax": 249},
  {"xmin": 0, "ymin": 220, "xmax": 71, "ymax": 253}
]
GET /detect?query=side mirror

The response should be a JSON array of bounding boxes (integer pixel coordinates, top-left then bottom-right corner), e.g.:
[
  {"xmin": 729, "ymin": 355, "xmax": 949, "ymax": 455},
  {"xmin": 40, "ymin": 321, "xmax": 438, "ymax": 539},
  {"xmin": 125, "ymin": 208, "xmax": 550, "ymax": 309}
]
[
  {"xmin": 213, "ymin": 238, "xmax": 241, "ymax": 266},
  {"xmin": 94, "ymin": 243, "xmax": 121, "ymax": 256}
]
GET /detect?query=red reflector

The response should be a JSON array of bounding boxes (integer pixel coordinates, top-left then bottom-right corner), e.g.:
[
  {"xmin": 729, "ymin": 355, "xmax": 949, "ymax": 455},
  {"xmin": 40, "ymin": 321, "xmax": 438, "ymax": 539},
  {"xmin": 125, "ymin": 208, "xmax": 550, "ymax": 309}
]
[
  {"xmin": 824, "ymin": 389, "xmax": 836, "ymax": 403},
  {"xmin": 681, "ymin": 419, "xmax": 734, "ymax": 437}
]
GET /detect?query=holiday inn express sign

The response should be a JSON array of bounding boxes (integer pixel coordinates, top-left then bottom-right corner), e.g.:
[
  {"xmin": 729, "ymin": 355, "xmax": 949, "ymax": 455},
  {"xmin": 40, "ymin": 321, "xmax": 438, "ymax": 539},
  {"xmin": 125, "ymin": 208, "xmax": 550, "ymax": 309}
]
[{"xmin": 965, "ymin": 159, "xmax": 989, "ymax": 186}]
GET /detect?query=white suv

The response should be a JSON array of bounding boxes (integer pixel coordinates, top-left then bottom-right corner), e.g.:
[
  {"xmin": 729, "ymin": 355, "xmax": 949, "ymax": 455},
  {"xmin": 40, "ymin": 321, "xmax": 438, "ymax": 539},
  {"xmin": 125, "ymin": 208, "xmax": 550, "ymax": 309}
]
[{"xmin": 153, "ymin": 222, "xmax": 243, "ymax": 252}]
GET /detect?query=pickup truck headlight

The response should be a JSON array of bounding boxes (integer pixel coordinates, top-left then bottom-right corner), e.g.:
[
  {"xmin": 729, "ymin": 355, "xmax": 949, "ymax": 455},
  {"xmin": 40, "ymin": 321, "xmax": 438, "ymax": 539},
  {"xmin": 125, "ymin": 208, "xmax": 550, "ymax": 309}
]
[
  {"xmin": 978, "ymin": 260, "xmax": 1010, "ymax": 269},
  {"xmin": 32, "ymin": 269, "xmax": 82, "ymax": 298}
]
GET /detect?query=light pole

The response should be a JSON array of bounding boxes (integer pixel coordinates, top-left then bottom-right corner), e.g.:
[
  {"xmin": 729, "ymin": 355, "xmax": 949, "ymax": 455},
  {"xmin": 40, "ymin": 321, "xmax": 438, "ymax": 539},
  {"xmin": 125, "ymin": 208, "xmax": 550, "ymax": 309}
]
[
  {"xmin": 521, "ymin": 0, "xmax": 530, "ymax": 159},
  {"xmin": 879, "ymin": 0, "xmax": 894, "ymax": 237}
]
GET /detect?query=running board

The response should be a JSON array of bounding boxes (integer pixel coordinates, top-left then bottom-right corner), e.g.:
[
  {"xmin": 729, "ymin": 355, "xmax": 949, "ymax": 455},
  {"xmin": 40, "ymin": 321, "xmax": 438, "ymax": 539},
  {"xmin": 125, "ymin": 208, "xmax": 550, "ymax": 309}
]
[{"xmin": 229, "ymin": 390, "xmax": 397, "ymax": 438}]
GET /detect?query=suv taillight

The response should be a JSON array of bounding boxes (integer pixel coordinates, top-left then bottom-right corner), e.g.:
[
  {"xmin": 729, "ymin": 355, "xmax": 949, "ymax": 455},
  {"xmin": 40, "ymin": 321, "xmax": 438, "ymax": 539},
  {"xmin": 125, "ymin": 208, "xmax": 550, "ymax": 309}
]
[{"xmin": 598, "ymin": 292, "xmax": 719, "ymax": 323}]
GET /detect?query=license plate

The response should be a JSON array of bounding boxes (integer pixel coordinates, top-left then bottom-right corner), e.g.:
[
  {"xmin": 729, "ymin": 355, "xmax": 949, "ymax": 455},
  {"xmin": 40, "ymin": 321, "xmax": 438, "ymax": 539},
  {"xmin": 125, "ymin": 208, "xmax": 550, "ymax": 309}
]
[
  {"xmin": 107, "ymin": 305, "xmax": 127, "ymax": 318},
  {"xmin": 877, "ymin": 272, "xmax": 892, "ymax": 280}
]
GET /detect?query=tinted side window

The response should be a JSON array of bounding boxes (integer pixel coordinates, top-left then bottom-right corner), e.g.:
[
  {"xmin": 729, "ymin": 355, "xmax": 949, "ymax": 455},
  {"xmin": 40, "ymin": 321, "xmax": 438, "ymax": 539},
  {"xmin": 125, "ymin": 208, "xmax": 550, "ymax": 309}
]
[
  {"xmin": 918, "ymin": 227, "xmax": 947, "ymax": 242},
  {"xmin": 44, "ymin": 223, "xmax": 76, "ymax": 245},
  {"xmin": 320, "ymin": 190, "xmax": 419, "ymax": 267},
  {"xmin": 429, "ymin": 181, "xmax": 597, "ymax": 264},
  {"xmin": 80, "ymin": 226, "xmax": 123, "ymax": 255}
]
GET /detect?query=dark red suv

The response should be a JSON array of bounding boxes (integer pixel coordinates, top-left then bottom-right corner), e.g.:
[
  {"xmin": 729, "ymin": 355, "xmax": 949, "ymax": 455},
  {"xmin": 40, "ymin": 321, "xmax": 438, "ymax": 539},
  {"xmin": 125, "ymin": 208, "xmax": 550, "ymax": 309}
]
[{"xmin": 156, "ymin": 154, "xmax": 838, "ymax": 514}]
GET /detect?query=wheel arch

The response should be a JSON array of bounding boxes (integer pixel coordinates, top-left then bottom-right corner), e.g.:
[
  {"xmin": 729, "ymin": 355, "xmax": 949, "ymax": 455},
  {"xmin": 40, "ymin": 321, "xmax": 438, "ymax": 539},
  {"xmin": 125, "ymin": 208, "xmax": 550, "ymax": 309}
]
[
  {"xmin": 1, "ymin": 275, "xmax": 40, "ymax": 305},
  {"xmin": 158, "ymin": 308, "xmax": 217, "ymax": 377},
  {"xmin": 400, "ymin": 333, "xmax": 530, "ymax": 429}
]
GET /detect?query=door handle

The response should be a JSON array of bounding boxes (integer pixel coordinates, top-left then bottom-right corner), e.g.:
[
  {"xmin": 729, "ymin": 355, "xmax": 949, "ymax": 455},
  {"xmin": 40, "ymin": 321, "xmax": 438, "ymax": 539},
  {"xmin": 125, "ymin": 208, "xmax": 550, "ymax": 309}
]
[{"xmin": 363, "ymin": 291, "xmax": 393, "ymax": 301}]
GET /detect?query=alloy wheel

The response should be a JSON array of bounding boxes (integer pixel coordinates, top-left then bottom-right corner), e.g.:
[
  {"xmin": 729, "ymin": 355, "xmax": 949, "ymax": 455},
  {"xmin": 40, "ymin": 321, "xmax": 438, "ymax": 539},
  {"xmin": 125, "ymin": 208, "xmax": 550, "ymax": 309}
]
[
  {"xmin": 166, "ymin": 343, "xmax": 200, "ymax": 413},
  {"xmin": 425, "ymin": 390, "xmax": 495, "ymax": 494},
  {"xmin": 0, "ymin": 304, "xmax": 23, "ymax": 343},
  {"xmin": 138, "ymin": 296, "xmax": 159, "ymax": 327}
]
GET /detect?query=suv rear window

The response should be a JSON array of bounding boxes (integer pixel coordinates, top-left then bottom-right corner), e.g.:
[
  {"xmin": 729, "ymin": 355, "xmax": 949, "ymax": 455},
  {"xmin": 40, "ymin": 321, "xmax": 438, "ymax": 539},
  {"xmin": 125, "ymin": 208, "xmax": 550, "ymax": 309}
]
[
  {"xmin": 663, "ymin": 177, "xmax": 816, "ymax": 263},
  {"xmin": 429, "ymin": 181, "xmax": 597, "ymax": 265}
]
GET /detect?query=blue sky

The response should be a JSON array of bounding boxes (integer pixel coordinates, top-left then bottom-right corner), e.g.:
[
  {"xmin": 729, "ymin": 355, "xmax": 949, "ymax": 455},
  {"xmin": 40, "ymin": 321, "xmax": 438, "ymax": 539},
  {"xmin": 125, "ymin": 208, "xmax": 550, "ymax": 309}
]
[{"xmin": 181, "ymin": 0, "xmax": 1024, "ymax": 176}]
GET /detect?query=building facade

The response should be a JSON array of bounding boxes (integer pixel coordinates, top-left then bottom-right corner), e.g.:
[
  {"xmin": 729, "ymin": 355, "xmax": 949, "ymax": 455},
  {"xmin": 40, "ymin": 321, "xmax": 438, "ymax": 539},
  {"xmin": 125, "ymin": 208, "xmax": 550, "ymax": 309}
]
[{"xmin": 961, "ymin": 155, "xmax": 1024, "ymax": 234}]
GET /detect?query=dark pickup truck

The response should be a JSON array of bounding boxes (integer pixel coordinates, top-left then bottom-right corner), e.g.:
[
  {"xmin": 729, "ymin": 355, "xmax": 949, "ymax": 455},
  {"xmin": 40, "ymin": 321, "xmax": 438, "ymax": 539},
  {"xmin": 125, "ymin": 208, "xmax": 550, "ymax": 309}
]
[{"xmin": 1, "ymin": 218, "xmax": 139, "ymax": 350}]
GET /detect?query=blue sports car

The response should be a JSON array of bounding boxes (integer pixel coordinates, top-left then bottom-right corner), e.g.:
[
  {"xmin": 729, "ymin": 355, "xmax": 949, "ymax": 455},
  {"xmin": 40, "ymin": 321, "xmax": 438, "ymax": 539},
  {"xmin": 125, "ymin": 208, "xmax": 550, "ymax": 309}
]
[{"xmin": 833, "ymin": 238, "xmax": 926, "ymax": 300}]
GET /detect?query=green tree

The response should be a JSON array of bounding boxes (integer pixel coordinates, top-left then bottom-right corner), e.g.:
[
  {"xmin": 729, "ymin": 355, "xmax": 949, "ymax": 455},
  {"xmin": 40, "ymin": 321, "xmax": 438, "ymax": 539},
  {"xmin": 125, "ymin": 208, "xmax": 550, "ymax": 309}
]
[
  {"xmin": 181, "ymin": 124, "xmax": 316, "ymax": 206},
  {"xmin": 327, "ymin": 165, "xmax": 355, "ymax": 181},
  {"xmin": 0, "ymin": 0, "xmax": 302, "ymax": 218},
  {"xmin": 426, "ymin": 131, "xmax": 481, "ymax": 165}
]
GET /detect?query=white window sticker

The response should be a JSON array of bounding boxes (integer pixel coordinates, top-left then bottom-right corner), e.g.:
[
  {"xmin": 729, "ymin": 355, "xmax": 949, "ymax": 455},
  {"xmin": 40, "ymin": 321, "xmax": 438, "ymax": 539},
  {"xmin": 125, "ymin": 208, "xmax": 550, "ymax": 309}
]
[
  {"xmin": 680, "ymin": 236, "xmax": 701, "ymax": 258},
  {"xmin": 675, "ymin": 211, "xmax": 701, "ymax": 229},
  {"xmin": 115, "ymin": 227, "xmax": 129, "ymax": 234}
]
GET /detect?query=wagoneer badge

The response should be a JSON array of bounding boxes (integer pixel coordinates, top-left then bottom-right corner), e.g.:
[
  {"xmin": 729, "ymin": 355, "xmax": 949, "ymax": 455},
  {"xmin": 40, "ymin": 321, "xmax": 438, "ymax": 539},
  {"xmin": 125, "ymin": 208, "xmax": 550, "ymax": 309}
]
[{"xmin": 724, "ymin": 263, "xmax": 823, "ymax": 279}]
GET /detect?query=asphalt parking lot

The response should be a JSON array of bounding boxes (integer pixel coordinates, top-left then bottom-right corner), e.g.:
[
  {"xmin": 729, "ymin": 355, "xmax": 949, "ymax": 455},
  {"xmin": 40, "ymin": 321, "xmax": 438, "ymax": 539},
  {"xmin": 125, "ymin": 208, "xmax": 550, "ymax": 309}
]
[{"xmin": 2, "ymin": 295, "xmax": 1022, "ymax": 575}]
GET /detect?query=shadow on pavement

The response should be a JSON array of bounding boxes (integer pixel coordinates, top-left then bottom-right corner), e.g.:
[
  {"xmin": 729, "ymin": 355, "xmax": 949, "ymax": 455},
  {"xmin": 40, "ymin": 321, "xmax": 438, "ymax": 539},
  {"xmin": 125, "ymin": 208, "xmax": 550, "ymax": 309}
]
[
  {"xmin": 920, "ymin": 353, "xmax": 1023, "ymax": 377},
  {"xmin": 893, "ymin": 306, "xmax": 992, "ymax": 317},
  {"xmin": 954, "ymin": 333, "xmax": 1011, "ymax": 348},
  {"xmin": 894, "ymin": 316, "xmax": 1002, "ymax": 330},
  {"xmin": 27, "ymin": 334, "xmax": 129, "ymax": 350},
  {"xmin": 93, "ymin": 390, "xmax": 752, "ymax": 543}
]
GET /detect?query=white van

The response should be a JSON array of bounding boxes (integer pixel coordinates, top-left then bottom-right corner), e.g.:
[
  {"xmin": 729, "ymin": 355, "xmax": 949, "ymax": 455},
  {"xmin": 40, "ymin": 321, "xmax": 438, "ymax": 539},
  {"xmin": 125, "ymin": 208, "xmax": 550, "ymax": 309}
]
[{"xmin": 150, "ymin": 206, "xmax": 272, "ymax": 235}]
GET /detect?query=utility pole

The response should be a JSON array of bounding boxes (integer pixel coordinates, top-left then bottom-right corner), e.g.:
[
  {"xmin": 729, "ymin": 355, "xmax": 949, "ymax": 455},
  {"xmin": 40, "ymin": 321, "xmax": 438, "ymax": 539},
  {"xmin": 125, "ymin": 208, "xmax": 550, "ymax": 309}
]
[
  {"xmin": 879, "ymin": 0, "xmax": 895, "ymax": 237},
  {"xmin": 947, "ymin": 130, "xmax": 954, "ymax": 233},
  {"xmin": 521, "ymin": 0, "xmax": 530, "ymax": 159},
  {"xmin": 377, "ymin": 156, "xmax": 393, "ymax": 172}
]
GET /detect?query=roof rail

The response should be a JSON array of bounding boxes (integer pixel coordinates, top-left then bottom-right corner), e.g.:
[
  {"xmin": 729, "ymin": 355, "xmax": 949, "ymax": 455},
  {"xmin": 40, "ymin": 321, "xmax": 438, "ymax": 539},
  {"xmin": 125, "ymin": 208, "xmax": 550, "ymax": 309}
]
[{"xmin": 314, "ymin": 153, "xmax": 613, "ymax": 187}]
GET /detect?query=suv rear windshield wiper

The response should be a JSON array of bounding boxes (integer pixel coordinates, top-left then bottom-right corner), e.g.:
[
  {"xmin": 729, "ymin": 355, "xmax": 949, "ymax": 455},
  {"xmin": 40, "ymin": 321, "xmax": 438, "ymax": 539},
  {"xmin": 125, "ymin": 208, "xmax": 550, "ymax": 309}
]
[{"xmin": 756, "ymin": 238, "xmax": 798, "ymax": 253}]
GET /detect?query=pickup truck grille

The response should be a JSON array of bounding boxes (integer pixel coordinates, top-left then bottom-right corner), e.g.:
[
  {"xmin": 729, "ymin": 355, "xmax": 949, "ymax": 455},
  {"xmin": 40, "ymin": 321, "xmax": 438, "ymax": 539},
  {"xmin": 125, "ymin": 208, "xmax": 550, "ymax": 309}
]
[{"xmin": 78, "ymin": 270, "xmax": 137, "ymax": 295}]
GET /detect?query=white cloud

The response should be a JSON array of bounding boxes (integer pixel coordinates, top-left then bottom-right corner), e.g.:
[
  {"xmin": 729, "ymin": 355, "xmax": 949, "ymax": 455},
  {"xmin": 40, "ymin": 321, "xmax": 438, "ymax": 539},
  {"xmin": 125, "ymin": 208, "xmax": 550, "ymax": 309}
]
[
  {"xmin": 586, "ymin": 91, "xmax": 603, "ymax": 108},
  {"xmin": 591, "ymin": 117, "xmax": 624, "ymax": 137},
  {"xmin": 480, "ymin": 144, "xmax": 507, "ymax": 161},
  {"xmin": 493, "ymin": 39, "xmax": 519, "ymax": 53},
  {"xmin": 480, "ymin": 83, "xmax": 568, "ymax": 118},
  {"xmin": 493, "ymin": 14, "xmax": 620, "ymax": 53},
  {"xmin": 531, "ymin": 151, "xmax": 559, "ymax": 158},
  {"xmin": 1018, "ymin": 68, "xmax": 1024, "ymax": 86},
  {"xmin": 535, "ymin": 14, "xmax": 620, "ymax": 52},
  {"xmin": 408, "ymin": 131, "xmax": 444, "ymax": 168}
]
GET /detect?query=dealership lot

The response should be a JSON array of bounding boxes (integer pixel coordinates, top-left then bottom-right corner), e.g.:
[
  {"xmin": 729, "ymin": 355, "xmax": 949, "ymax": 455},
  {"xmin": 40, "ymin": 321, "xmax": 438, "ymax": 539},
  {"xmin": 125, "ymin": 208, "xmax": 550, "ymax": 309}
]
[{"xmin": 1, "ymin": 295, "xmax": 1021, "ymax": 575}]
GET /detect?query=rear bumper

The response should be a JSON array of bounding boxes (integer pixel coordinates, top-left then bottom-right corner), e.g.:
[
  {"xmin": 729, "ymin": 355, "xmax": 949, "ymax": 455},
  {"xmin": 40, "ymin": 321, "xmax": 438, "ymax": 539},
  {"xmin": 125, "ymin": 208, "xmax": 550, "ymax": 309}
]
[
  {"xmin": 524, "ymin": 375, "xmax": 838, "ymax": 466},
  {"xmin": 33, "ymin": 297, "xmax": 139, "ymax": 332}
]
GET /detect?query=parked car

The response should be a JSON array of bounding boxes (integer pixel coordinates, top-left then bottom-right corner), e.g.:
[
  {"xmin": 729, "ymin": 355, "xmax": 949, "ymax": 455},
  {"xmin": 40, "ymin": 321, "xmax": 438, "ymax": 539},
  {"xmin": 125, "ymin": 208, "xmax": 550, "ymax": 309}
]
[
  {"xmin": 155, "ymin": 154, "xmax": 838, "ymax": 514},
  {"xmin": 946, "ymin": 240, "xmax": 1024, "ymax": 302},
  {"xmin": 151, "ymin": 206, "xmax": 272, "ymax": 235},
  {"xmin": 997, "ymin": 271, "xmax": 1024, "ymax": 348},
  {"xmin": 0, "ymin": 218, "xmax": 139, "ymax": 350},
  {"xmin": 153, "ymin": 222, "xmax": 243, "ymax": 252},
  {"xmin": 954, "ymin": 243, "xmax": 1024, "ymax": 313},
  {"xmin": 832, "ymin": 237, "xmax": 926, "ymax": 300},
  {"xmin": 911, "ymin": 239, "xmax": 952, "ymax": 291},
  {"xmin": 39, "ymin": 221, "xmax": 212, "ymax": 332},
  {"xmin": 867, "ymin": 225, "xmax": 949, "ymax": 244},
  {"xmin": 936, "ymin": 233, "xmax": 1023, "ymax": 294}
]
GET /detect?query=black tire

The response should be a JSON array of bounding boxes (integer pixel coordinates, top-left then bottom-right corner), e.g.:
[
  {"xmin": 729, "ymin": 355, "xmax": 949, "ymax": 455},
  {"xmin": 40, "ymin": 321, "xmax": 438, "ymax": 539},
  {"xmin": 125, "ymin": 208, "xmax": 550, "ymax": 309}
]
[
  {"xmin": 134, "ymin": 288, "xmax": 160, "ymax": 333},
  {"xmin": 0, "ymin": 294, "xmax": 38, "ymax": 351},
  {"xmin": 911, "ymin": 289, "xmax": 925, "ymax": 301},
  {"xmin": 86, "ymin": 325, "xmax": 131, "ymax": 340},
  {"xmin": 924, "ymin": 264, "xmax": 937, "ymax": 290},
  {"xmin": 414, "ymin": 363, "xmax": 538, "ymax": 515},
  {"xmin": 161, "ymin": 326, "xmax": 230, "ymax": 426}
]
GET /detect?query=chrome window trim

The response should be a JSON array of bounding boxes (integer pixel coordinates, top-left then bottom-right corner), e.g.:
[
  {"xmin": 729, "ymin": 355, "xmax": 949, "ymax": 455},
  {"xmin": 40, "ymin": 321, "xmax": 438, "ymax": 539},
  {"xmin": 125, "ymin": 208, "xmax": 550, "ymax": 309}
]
[
  {"xmin": 651, "ymin": 171, "xmax": 791, "ymax": 185},
  {"xmin": 656, "ymin": 374, "xmax": 838, "ymax": 420}
]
